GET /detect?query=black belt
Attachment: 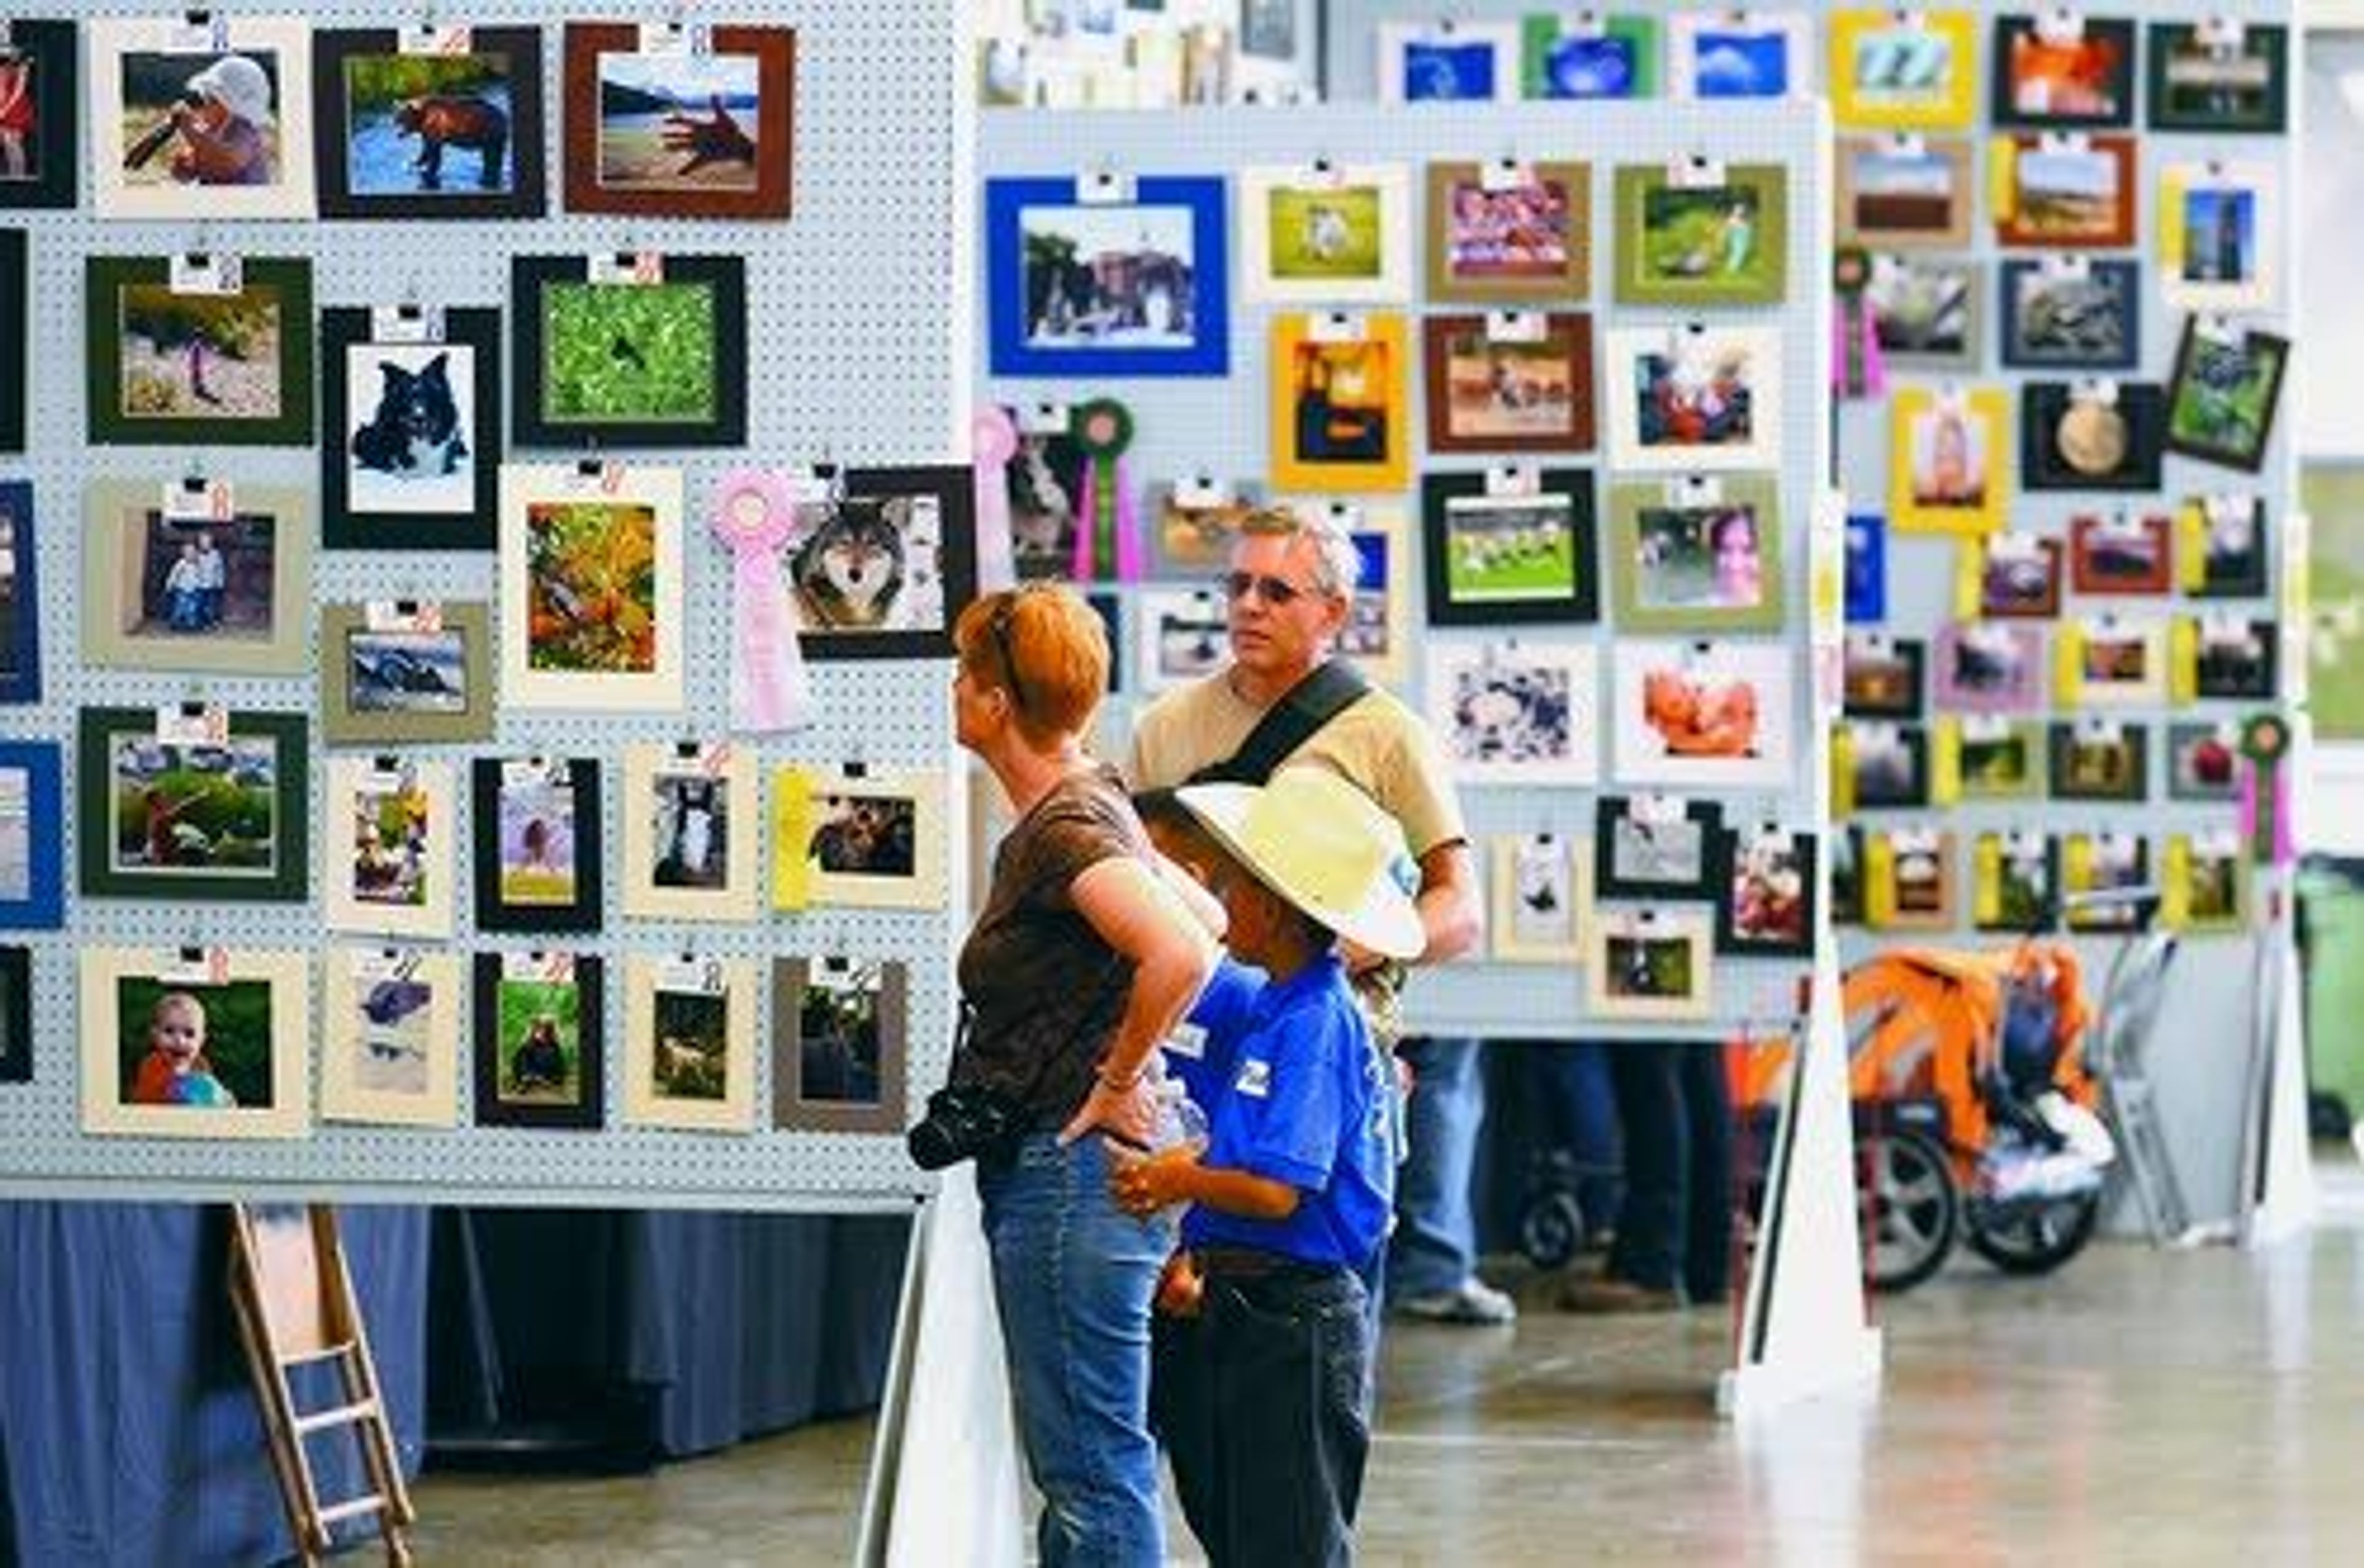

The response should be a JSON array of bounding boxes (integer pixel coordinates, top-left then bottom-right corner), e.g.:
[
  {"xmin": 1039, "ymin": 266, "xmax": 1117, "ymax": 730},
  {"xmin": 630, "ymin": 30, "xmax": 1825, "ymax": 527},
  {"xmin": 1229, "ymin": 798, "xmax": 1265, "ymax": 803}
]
[{"xmin": 1192, "ymin": 1246, "xmax": 1345, "ymax": 1281}]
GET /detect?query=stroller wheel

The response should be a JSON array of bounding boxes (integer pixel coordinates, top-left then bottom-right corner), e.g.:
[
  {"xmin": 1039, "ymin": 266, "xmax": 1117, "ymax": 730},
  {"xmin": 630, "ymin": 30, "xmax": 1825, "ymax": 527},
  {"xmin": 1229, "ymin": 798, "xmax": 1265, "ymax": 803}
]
[
  {"xmin": 1859, "ymin": 1128, "xmax": 1958, "ymax": 1293},
  {"xmin": 1518, "ymin": 1189, "xmax": 1585, "ymax": 1271},
  {"xmin": 1966, "ymin": 1190, "xmax": 2101, "ymax": 1275}
]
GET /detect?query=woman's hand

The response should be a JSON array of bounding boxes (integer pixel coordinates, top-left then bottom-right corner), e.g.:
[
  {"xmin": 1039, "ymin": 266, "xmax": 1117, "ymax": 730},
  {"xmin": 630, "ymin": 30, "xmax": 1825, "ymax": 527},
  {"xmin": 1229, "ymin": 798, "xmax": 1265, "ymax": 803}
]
[
  {"xmin": 1058, "ymin": 1072, "xmax": 1159, "ymax": 1149},
  {"xmin": 1108, "ymin": 1141, "xmax": 1200, "ymax": 1218},
  {"xmin": 1154, "ymin": 1250, "xmax": 1204, "ymax": 1317}
]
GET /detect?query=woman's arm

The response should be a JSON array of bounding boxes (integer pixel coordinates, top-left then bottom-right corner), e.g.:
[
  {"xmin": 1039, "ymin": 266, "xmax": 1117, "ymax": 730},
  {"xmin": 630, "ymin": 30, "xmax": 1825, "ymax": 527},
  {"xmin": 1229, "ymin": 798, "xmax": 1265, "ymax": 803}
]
[{"xmin": 1059, "ymin": 855, "xmax": 1220, "ymax": 1146}]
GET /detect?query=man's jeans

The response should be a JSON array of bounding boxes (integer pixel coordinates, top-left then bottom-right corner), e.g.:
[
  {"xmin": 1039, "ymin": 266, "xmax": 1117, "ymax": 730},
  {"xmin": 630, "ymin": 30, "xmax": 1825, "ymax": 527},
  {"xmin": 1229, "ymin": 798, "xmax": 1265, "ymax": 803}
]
[
  {"xmin": 979, "ymin": 1134, "xmax": 1172, "ymax": 1568},
  {"xmin": 1385, "ymin": 1036, "xmax": 1485, "ymax": 1300}
]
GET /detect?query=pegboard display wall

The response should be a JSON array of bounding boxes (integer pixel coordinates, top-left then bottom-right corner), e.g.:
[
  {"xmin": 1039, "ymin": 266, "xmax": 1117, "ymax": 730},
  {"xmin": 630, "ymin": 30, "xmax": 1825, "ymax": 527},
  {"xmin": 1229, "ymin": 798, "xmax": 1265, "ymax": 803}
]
[
  {"xmin": 979, "ymin": 100, "xmax": 1833, "ymax": 1041},
  {"xmin": 0, "ymin": 0, "xmax": 965, "ymax": 1210}
]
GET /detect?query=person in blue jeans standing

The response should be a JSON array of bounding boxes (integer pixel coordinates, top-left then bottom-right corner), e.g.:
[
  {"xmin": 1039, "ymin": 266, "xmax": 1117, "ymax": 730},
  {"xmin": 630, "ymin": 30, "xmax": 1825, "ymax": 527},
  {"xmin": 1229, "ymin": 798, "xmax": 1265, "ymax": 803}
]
[
  {"xmin": 1387, "ymin": 1035, "xmax": 1516, "ymax": 1323},
  {"xmin": 938, "ymin": 585, "xmax": 1220, "ymax": 1566}
]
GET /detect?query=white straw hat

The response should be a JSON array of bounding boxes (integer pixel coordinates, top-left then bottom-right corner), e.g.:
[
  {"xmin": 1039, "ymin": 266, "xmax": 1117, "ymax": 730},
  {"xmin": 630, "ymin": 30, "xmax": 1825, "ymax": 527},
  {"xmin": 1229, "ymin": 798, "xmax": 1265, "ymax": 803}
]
[
  {"xmin": 185, "ymin": 55, "xmax": 274, "ymax": 128},
  {"xmin": 1177, "ymin": 767, "xmax": 1425, "ymax": 961}
]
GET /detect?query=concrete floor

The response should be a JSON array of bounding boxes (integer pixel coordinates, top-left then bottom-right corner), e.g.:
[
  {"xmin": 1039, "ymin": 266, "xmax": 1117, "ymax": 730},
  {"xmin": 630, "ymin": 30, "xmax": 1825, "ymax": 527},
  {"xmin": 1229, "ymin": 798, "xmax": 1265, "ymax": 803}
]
[{"xmin": 413, "ymin": 1200, "xmax": 2364, "ymax": 1566}]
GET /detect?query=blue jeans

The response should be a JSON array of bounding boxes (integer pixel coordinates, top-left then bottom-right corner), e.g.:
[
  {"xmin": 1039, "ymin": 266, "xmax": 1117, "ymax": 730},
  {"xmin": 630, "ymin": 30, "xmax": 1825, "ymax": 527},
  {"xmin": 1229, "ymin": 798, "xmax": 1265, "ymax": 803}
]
[
  {"xmin": 978, "ymin": 1133, "xmax": 1172, "ymax": 1568},
  {"xmin": 1386, "ymin": 1037, "xmax": 1485, "ymax": 1300}
]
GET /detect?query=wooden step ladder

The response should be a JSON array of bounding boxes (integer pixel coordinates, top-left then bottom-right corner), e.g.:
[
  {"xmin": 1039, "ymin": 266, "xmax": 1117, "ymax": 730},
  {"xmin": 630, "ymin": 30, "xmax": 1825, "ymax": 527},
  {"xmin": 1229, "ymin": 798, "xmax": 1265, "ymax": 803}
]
[{"xmin": 227, "ymin": 1204, "xmax": 417, "ymax": 1566}]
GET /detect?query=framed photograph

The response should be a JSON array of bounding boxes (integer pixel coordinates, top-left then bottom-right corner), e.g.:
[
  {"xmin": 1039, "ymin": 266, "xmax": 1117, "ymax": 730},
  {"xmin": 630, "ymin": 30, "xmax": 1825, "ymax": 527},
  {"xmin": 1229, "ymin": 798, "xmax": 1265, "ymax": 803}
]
[
  {"xmin": 0, "ymin": 480, "xmax": 44, "ymax": 701},
  {"xmin": 84, "ymin": 255, "xmax": 315, "ymax": 447},
  {"xmin": 620, "ymin": 743, "xmax": 759, "ymax": 924},
  {"xmin": 320, "ymin": 306, "xmax": 501, "ymax": 550},
  {"xmin": 772, "ymin": 766, "xmax": 949, "ymax": 912},
  {"xmin": 1666, "ymin": 10, "xmax": 1809, "ymax": 100},
  {"xmin": 2179, "ymin": 494, "xmax": 2268, "ymax": 598},
  {"xmin": 1866, "ymin": 253, "xmax": 1977, "ymax": 371},
  {"xmin": 2057, "ymin": 616, "xmax": 2168, "ymax": 708},
  {"xmin": 1610, "ymin": 640, "xmax": 1795, "ymax": 788},
  {"xmin": 1990, "ymin": 14, "xmax": 2135, "ymax": 130},
  {"xmin": 320, "ymin": 601, "xmax": 492, "ymax": 747},
  {"xmin": 1489, "ymin": 832, "xmax": 1588, "ymax": 965},
  {"xmin": 1865, "ymin": 826, "xmax": 1955, "ymax": 930},
  {"xmin": 1828, "ymin": 7, "xmax": 1978, "ymax": 130},
  {"xmin": 499, "ymin": 463, "xmax": 686, "ymax": 712},
  {"xmin": 1993, "ymin": 134, "xmax": 2136, "ymax": 249},
  {"xmin": 322, "ymin": 757, "xmax": 455, "ymax": 939},
  {"xmin": 0, "ymin": 740, "xmax": 63, "ymax": 930},
  {"xmin": 1974, "ymin": 831, "xmax": 2057, "ymax": 933},
  {"xmin": 2147, "ymin": 22, "xmax": 2287, "ymax": 135},
  {"xmin": 1934, "ymin": 622, "xmax": 2046, "ymax": 714},
  {"xmin": 1138, "ymin": 587, "xmax": 1231, "ymax": 693},
  {"xmin": 473, "ymin": 950, "xmax": 605, "ymax": 1131},
  {"xmin": 0, "ymin": 19, "xmax": 79, "ymax": 208},
  {"xmin": 563, "ymin": 22, "xmax": 794, "ymax": 219},
  {"xmin": 1418, "ymin": 470, "xmax": 1598, "ymax": 627},
  {"xmin": 319, "ymin": 946, "xmax": 460, "ymax": 1127},
  {"xmin": 1889, "ymin": 387, "xmax": 2010, "ymax": 534},
  {"xmin": 1846, "ymin": 514, "xmax": 1888, "ymax": 624},
  {"xmin": 1606, "ymin": 475, "xmax": 1785, "ymax": 634},
  {"xmin": 1841, "ymin": 722, "xmax": 1931, "ymax": 811},
  {"xmin": 2164, "ymin": 831, "xmax": 2245, "ymax": 934},
  {"xmin": 1150, "ymin": 478, "xmax": 1258, "ymax": 574},
  {"xmin": 622, "ymin": 954, "xmax": 757, "ymax": 1134},
  {"xmin": 2022, "ymin": 381, "xmax": 2166, "ymax": 492},
  {"xmin": 79, "ymin": 946, "xmax": 310, "ymax": 1138},
  {"xmin": 773, "ymin": 956, "xmax": 909, "ymax": 1134},
  {"xmin": 1594, "ymin": 794, "xmax": 1722, "ymax": 900},
  {"xmin": 1269, "ymin": 313, "xmax": 1409, "ymax": 491},
  {"xmin": 1424, "ymin": 640, "xmax": 1601, "ymax": 787},
  {"xmin": 2063, "ymin": 832, "xmax": 2149, "ymax": 933},
  {"xmin": 1612, "ymin": 162, "xmax": 1787, "ymax": 308},
  {"xmin": 1601, "ymin": 325, "xmax": 1780, "ymax": 472},
  {"xmin": 88, "ymin": 15, "xmax": 316, "ymax": 220},
  {"xmin": 1003, "ymin": 403, "xmax": 1088, "ymax": 580},
  {"xmin": 0, "ymin": 228, "xmax": 21, "ymax": 450},
  {"xmin": 1237, "ymin": 163, "xmax": 1411, "ymax": 304},
  {"xmin": 1088, "ymin": 590, "xmax": 1123, "ymax": 693},
  {"xmin": 1522, "ymin": 14, "xmax": 1658, "ymax": 100},
  {"xmin": 1716, "ymin": 824, "xmax": 1816, "ymax": 957},
  {"xmin": 2165, "ymin": 321, "xmax": 2289, "ymax": 474},
  {"xmin": 1944, "ymin": 715, "xmax": 2045, "ymax": 801},
  {"xmin": 1964, "ymin": 533, "xmax": 2064, "ymax": 619},
  {"xmin": 1997, "ymin": 257, "xmax": 2140, "ymax": 371},
  {"xmin": 312, "ymin": 27, "xmax": 545, "ymax": 220},
  {"xmin": 984, "ymin": 175, "xmax": 1228, "ymax": 378},
  {"xmin": 0, "ymin": 947, "xmax": 28, "ymax": 1083},
  {"xmin": 2179, "ymin": 614, "xmax": 2278, "ymax": 702},
  {"xmin": 1836, "ymin": 136, "xmax": 1974, "ymax": 249},
  {"xmin": 80, "ymin": 479, "xmax": 310, "ymax": 676},
  {"xmin": 1327, "ymin": 502, "xmax": 1413, "ymax": 686},
  {"xmin": 1425, "ymin": 160, "xmax": 1590, "ymax": 304},
  {"xmin": 2048, "ymin": 720, "xmax": 2148, "ymax": 803},
  {"xmin": 2160, "ymin": 163, "xmax": 2275, "ymax": 312},
  {"xmin": 511, "ymin": 254, "xmax": 747, "ymax": 448},
  {"xmin": 76, "ymin": 707, "xmax": 308, "ymax": 903},
  {"xmin": 1421, "ymin": 312, "xmax": 1594, "ymax": 454},
  {"xmin": 1832, "ymin": 827, "xmax": 1866, "ymax": 927},
  {"xmin": 1377, "ymin": 20, "xmax": 1518, "ymax": 103},
  {"xmin": 2167, "ymin": 720, "xmax": 2243, "ymax": 802},
  {"xmin": 1844, "ymin": 633, "xmax": 1926, "ymax": 720},
  {"xmin": 1585, "ymin": 909, "xmax": 1713, "ymax": 1022},
  {"xmin": 2069, "ymin": 513, "xmax": 2173, "ymax": 595},
  {"xmin": 773, "ymin": 464, "xmax": 979, "ymax": 660},
  {"xmin": 471, "ymin": 755, "xmax": 603, "ymax": 935}
]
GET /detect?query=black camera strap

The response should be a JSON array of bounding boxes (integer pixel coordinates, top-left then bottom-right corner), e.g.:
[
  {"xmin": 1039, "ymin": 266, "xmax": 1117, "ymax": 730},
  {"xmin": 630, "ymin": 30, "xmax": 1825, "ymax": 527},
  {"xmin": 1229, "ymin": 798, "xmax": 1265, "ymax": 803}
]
[{"xmin": 1184, "ymin": 658, "xmax": 1370, "ymax": 787}]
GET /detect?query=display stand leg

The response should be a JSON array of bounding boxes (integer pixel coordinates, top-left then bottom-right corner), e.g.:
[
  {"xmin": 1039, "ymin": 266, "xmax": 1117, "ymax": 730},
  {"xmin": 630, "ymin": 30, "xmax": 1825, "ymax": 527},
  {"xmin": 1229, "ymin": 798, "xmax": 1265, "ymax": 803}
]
[{"xmin": 2243, "ymin": 891, "xmax": 2318, "ymax": 1247}]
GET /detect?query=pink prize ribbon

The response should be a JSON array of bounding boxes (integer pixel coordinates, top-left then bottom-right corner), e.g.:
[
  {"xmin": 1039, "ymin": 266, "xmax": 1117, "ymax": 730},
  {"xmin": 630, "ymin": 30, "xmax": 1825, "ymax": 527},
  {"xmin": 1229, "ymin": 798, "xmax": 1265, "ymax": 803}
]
[
  {"xmin": 972, "ymin": 407, "xmax": 1019, "ymax": 592},
  {"xmin": 710, "ymin": 468, "xmax": 813, "ymax": 734}
]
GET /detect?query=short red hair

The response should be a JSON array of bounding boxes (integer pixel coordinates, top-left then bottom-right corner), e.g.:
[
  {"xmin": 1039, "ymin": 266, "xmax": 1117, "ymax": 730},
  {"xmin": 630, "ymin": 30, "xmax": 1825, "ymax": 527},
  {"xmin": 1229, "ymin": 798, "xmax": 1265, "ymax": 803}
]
[{"xmin": 954, "ymin": 585, "xmax": 1109, "ymax": 743}]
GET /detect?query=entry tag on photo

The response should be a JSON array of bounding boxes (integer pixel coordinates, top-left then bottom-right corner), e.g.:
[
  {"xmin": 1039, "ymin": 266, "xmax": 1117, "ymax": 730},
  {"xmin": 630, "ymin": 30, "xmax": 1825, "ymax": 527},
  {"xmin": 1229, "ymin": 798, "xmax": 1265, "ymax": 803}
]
[
  {"xmin": 2195, "ymin": 314, "xmax": 2241, "ymax": 348},
  {"xmin": 505, "ymin": 950, "xmax": 574, "ymax": 984},
  {"xmin": 400, "ymin": 25, "xmax": 473, "ymax": 56},
  {"xmin": 1484, "ymin": 462, "xmax": 1542, "ymax": 499},
  {"xmin": 660, "ymin": 955, "xmax": 728, "ymax": 996},
  {"xmin": 1884, "ymin": 133, "xmax": 1927, "ymax": 159},
  {"xmin": 365, "ymin": 600, "xmax": 444, "ymax": 635},
  {"xmin": 163, "ymin": 476, "xmax": 233, "ymax": 523},
  {"xmin": 355, "ymin": 948, "xmax": 424, "ymax": 987},
  {"xmin": 1666, "ymin": 475, "xmax": 1723, "ymax": 507},
  {"xmin": 502, "ymin": 756, "xmax": 569, "ymax": 789},
  {"xmin": 159, "ymin": 947, "xmax": 233, "ymax": 987},
  {"xmin": 1631, "ymin": 792, "xmax": 1686, "ymax": 829},
  {"xmin": 663, "ymin": 741, "xmax": 731, "ymax": 779},
  {"xmin": 2041, "ymin": 253, "xmax": 2092, "ymax": 281},
  {"xmin": 2038, "ymin": 131, "xmax": 2094, "ymax": 157},
  {"xmin": 1669, "ymin": 153, "xmax": 1726, "ymax": 190},
  {"xmin": 1963, "ymin": 714, "xmax": 2014, "ymax": 743},
  {"xmin": 1485, "ymin": 310, "xmax": 1548, "ymax": 344},
  {"xmin": 639, "ymin": 21, "xmax": 712, "ymax": 56},
  {"xmin": 2096, "ymin": 510, "xmax": 2149, "ymax": 541},
  {"xmin": 167, "ymin": 11, "xmax": 232, "ymax": 54},
  {"xmin": 810, "ymin": 957, "xmax": 875, "ymax": 995},
  {"xmin": 1482, "ymin": 157, "xmax": 1535, "ymax": 193},
  {"xmin": 589, "ymin": 251, "xmax": 664, "ymax": 287},
  {"xmin": 1321, "ymin": 500, "xmax": 1364, "ymax": 531},
  {"xmin": 1989, "ymin": 532, "xmax": 2045, "ymax": 565},
  {"xmin": 2197, "ymin": 17, "xmax": 2247, "ymax": 52},
  {"xmin": 1301, "ymin": 158, "xmax": 1347, "ymax": 190},
  {"xmin": 781, "ymin": 467, "xmax": 841, "ymax": 506},
  {"xmin": 155, "ymin": 702, "xmax": 229, "ymax": 747},
  {"xmin": 2034, "ymin": 9, "xmax": 2086, "ymax": 46},
  {"xmin": 2074, "ymin": 377, "xmax": 2121, "ymax": 409},
  {"xmin": 371, "ymin": 304, "xmax": 446, "ymax": 345},
  {"xmin": 1076, "ymin": 168, "xmax": 1136, "ymax": 206},
  {"xmin": 1171, "ymin": 475, "xmax": 1231, "ymax": 509},
  {"xmin": 2196, "ymin": 827, "xmax": 2241, "ymax": 859},
  {"xmin": 1308, "ymin": 311, "xmax": 1369, "ymax": 344},
  {"xmin": 1018, "ymin": 400, "xmax": 1071, "ymax": 436},
  {"xmin": 169, "ymin": 252, "xmax": 241, "ymax": 296},
  {"xmin": 2075, "ymin": 716, "xmax": 2125, "ymax": 744}
]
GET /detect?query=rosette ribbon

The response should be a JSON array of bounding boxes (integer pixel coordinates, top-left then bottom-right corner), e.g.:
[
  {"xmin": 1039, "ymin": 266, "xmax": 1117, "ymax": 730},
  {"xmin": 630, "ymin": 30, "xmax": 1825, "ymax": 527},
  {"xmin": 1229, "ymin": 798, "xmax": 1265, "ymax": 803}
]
[{"xmin": 710, "ymin": 468, "xmax": 814, "ymax": 735}]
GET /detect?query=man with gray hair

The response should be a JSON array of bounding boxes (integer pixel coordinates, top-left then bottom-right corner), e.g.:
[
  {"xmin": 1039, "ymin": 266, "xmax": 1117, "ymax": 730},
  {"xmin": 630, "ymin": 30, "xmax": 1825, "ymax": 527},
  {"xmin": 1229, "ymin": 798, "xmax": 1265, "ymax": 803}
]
[{"xmin": 1128, "ymin": 506, "xmax": 1513, "ymax": 1325}]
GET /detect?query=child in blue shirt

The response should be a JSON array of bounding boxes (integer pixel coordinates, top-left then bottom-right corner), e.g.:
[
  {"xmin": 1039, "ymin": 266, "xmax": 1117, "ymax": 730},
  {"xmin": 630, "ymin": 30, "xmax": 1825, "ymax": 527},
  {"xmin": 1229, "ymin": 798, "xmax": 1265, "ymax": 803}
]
[{"xmin": 1112, "ymin": 767, "xmax": 1423, "ymax": 1568}]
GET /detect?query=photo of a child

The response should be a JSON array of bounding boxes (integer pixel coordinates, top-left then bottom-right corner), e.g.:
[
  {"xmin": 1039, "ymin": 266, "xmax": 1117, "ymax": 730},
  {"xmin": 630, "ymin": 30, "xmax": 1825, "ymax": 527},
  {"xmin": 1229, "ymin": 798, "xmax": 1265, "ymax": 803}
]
[
  {"xmin": 0, "ymin": 49, "xmax": 35, "ymax": 180},
  {"xmin": 119, "ymin": 51, "xmax": 280, "ymax": 188},
  {"xmin": 118, "ymin": 978, "xmax": 275, "ymax": 1109}
]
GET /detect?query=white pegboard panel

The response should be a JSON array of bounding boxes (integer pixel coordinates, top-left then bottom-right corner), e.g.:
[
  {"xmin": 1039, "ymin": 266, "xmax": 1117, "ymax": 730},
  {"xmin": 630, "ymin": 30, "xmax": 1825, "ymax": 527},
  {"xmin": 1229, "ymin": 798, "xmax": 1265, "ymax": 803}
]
[
  {"xmin": 979, "ymin": 100, "xmax": 1832, "ymax": 1041},
  {"xmin": 0, "ymin": 0, "xmax": 966, "ymax": 1210}
]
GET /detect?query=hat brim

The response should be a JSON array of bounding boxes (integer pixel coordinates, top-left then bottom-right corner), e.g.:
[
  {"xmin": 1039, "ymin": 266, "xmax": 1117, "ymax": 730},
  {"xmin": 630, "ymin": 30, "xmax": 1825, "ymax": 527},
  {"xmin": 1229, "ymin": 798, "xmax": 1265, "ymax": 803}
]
[{"xmin": 1178, "ymin": 784, "xmax": 1426, "ymax": 962}]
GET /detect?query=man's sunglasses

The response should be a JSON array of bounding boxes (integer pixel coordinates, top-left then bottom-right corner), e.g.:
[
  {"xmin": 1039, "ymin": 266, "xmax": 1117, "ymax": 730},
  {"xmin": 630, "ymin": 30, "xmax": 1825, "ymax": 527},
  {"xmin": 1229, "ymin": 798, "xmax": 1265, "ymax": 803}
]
[{"xmin": 1218, "ymin": 570, "xmax": 1318, "ymax": 607}]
